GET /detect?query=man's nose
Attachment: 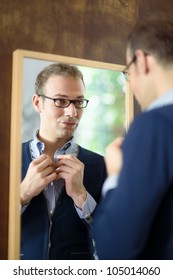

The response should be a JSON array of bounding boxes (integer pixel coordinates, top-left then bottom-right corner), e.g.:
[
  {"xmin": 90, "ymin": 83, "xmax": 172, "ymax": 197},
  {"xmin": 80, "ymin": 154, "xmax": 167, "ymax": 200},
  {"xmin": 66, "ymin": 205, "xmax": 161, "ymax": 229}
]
[{"xmin": 64, "ymin": 103, "xmax": 77, "ymax": 117}]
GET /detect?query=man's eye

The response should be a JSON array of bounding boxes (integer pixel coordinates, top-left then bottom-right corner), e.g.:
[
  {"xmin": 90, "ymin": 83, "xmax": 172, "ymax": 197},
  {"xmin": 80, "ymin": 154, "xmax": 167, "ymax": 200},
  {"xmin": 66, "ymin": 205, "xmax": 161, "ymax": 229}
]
[
  {"xmin": 55, "ymin": 99, "xmax": 68, "ymax": 106},
  {"xmin": 75, "ymin": 100, "xmax": 84, "ymax": 106}
]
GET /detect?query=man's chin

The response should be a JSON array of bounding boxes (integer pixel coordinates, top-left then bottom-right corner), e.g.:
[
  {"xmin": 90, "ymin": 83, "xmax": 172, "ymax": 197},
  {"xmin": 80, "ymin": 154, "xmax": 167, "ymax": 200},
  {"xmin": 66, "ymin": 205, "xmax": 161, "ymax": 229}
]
[{"xmin": 56, "ymin": 129, "xmax": 75, "ymax": 139}]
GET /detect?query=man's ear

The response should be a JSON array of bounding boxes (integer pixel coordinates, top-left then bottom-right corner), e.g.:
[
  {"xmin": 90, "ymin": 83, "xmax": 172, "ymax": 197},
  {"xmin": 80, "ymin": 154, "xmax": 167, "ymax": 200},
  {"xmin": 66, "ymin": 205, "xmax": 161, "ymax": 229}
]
[
  {"xmin": 135, "ymin": 49, "xmax": 149, "ymax": 75},
  {"xmin": 32, "ymin": 94, "xmax": 41, "ymax": 113}
]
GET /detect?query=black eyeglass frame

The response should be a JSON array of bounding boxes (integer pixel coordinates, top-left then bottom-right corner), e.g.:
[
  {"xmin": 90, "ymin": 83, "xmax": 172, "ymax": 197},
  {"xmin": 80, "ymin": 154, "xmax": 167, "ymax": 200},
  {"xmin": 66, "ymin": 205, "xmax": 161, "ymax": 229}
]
[
  {"xmin": 122, "ymin": 55, "xmax": 137, "ymax": 81},
  {"xmin": 38, "ymin": 94, "xmax": 89, "ymax": 109}
]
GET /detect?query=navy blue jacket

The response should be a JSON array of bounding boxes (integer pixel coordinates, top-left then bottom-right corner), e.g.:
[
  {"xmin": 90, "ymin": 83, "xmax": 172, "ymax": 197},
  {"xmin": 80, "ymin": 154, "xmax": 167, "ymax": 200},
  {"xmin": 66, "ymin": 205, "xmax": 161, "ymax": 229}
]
[
  {"xmin": 92, "ymin": 105, "xmax": 173, "ymax": 259},
  {"xmin": 21, "ymin": 142, "xmax": 107, "ymax": 260}
]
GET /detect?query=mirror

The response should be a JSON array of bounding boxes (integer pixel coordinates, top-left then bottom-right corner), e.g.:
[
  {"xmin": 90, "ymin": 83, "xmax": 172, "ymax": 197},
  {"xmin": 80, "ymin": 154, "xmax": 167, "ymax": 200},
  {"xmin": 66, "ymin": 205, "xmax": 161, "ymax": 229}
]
[{"xmin": 9, "ymin": 49, "xmax": 134, "ymax": 259}]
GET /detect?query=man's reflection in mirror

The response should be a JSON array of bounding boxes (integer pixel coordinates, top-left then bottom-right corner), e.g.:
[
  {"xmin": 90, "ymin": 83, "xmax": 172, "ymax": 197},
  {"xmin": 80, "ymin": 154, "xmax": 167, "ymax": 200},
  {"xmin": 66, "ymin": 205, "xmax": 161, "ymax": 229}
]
[{"xmin": 20, "ymin": 63, "xmax": 107, "ymax": 260}]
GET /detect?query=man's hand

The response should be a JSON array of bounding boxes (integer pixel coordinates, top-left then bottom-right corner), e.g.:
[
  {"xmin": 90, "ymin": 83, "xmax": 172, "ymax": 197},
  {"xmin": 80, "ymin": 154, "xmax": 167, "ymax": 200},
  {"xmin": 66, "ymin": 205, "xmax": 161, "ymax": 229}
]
[
  {"xmin": 56, "ymin": 155, "xmax": 87, "ymax": 209},
  {"xmin": 20, "ymin": 154, "xmax": 58, "ymax": 206},
  {"xmin": 105, "ymin": 137, "xmax": 124, "ymax": 176}
]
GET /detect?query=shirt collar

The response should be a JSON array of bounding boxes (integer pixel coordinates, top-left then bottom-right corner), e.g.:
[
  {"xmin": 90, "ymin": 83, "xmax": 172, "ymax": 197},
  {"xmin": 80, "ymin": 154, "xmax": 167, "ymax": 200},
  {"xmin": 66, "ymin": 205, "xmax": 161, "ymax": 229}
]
[
  {"xmin": 33, "ymin": 130, "xmax": 75, "ymax": 155},
  {"xmin": 147, "ymin": 88, "xmax": 173, "ymax": 111}
]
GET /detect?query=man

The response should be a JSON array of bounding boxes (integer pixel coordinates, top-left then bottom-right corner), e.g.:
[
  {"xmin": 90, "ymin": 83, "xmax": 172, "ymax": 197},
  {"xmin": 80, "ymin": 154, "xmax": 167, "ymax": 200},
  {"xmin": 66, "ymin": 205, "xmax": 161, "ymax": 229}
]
[
  {"xmin": 92, "ymin": 15, "xmax": 173, "ymax": 259},
  {"xmin": 20, "ymin": 63, "xmax": 107, "ymax": 260}
]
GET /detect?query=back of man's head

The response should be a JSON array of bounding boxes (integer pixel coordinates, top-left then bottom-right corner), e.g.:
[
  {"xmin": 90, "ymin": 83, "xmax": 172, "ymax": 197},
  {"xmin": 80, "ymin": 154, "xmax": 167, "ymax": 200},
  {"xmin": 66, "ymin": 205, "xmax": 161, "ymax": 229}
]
[{"xmin": 127, "ymin": 14, "xmax": 173, "ymax": 67}]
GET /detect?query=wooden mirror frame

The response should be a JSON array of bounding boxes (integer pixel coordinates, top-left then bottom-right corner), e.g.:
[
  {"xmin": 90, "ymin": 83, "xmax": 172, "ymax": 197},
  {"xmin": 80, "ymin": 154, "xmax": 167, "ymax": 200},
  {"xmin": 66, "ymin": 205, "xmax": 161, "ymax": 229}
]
[{"xmin": 9, "ymin": 49, "xmax": 134, "ymax": 259}]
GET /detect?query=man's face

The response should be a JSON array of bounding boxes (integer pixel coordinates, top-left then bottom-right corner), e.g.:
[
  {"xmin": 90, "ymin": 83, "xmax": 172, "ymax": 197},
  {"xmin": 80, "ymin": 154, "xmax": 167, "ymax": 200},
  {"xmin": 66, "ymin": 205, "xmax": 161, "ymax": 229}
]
[
  {"xmin": 126, "ymin": 48, "xmax": 138, "ymax": 96},
  {"xmin": 126, "ymin": 48, "xmax": 145, "ymax": 109},
  {"xmin": 34, "ymin": 75, "xmax": 85, "ymax": 142},
  {"xmin": 126, "ymin": 47, "xmax": 153, "ymax": 111}
]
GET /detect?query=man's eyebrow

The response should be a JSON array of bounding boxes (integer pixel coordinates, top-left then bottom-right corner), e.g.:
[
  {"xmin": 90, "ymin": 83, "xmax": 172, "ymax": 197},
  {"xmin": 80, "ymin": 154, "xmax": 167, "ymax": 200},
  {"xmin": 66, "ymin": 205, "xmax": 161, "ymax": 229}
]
[{"xmin": 53, "ymin": 94, "xmax": 85, "ymax": 99}]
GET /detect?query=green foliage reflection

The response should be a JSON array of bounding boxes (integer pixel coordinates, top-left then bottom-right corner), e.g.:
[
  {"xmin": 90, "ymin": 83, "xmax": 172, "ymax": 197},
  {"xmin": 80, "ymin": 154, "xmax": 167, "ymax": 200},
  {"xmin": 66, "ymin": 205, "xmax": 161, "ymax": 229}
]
[{"xmin": 76, "ymin": 66, "xmax": 126, "ymax": 155}]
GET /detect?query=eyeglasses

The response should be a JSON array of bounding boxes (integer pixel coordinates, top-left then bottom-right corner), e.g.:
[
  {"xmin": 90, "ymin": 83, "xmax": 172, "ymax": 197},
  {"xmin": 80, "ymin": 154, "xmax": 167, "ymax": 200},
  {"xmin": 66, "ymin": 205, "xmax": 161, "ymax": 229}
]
[
  {"xmin": 122, "ymin": 55, "xmax": 137, "ymax": 81},
  {"xmin": 38, "ymin": 94, "xmax": 89, "ymax": 108},
  {"xmin": 123, "ymin": 52, "xmax": 150, "ymax": 81}
]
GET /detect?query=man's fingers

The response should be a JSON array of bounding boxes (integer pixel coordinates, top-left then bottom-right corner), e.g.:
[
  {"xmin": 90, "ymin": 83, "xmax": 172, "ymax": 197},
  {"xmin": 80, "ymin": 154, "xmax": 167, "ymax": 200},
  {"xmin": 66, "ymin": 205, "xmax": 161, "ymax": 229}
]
[{"xmin": 31, "ymin": 154, "xmax": 54, "ymax": 171}]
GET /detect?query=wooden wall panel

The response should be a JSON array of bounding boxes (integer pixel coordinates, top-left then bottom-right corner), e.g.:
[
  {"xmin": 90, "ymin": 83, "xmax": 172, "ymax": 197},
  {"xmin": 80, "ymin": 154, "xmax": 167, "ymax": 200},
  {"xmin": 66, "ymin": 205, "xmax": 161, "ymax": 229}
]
[
  {"xmin": 0, "ymin": 0, "xmax": 137, "ymax": 63},
  {"xmin": 0, "ymin": 53, "xmax": 12, "ymax": 259},
  {"xmin": 138, "ymin": 0, "xmax": 173, "ymax": 18}
]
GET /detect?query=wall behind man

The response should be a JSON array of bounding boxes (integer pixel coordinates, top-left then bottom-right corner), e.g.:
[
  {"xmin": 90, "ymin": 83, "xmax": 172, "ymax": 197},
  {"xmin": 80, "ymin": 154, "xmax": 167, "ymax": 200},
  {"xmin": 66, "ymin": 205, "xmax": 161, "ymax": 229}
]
[{"xmin": 1, "ymin": 0, "xmax": 173, "ymax": 259}]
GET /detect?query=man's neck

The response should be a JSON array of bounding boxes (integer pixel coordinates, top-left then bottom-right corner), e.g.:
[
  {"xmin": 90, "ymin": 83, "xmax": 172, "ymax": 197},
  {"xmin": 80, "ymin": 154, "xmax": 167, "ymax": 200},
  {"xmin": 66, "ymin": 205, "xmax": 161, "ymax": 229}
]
[{"xmin": 37, "ymin": 133, "xmax": 71, "ymax": 157}]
